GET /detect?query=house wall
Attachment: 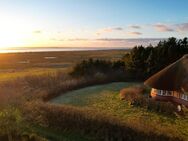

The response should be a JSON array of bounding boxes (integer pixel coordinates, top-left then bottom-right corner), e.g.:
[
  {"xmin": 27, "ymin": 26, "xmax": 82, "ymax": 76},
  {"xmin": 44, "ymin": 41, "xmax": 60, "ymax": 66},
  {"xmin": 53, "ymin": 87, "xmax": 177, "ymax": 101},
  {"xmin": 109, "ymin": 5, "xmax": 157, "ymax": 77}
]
[{"xmin": 151, "ymin": 88, "xmax": 188, "ymax": 107}]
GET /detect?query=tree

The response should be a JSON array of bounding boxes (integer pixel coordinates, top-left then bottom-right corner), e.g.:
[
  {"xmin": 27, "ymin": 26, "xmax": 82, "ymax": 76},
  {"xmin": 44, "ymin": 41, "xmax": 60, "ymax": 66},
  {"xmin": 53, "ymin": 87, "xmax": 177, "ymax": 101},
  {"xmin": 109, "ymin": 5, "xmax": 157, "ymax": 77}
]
[{"xmin": 122, "ymin": 37, "xmax": 188, "ymax": 80}]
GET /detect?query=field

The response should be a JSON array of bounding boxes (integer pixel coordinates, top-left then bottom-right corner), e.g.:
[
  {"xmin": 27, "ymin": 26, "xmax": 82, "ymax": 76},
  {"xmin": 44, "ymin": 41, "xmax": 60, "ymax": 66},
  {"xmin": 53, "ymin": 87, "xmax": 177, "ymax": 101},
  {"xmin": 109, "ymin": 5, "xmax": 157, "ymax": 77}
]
[
  {"xmin": 0, "ymin": 50, "xmax": 129, "ymax": 141},
  {"xmin": 0, "ymin": 50, "xmax": 128, "ymax": 82},
  {"xmin": 1, "ymin": 49, "xmax": 188, "ymax": 141},
  {"xmin": 51, "ymin": 82, "xmax": 188, "ymax": 140}
]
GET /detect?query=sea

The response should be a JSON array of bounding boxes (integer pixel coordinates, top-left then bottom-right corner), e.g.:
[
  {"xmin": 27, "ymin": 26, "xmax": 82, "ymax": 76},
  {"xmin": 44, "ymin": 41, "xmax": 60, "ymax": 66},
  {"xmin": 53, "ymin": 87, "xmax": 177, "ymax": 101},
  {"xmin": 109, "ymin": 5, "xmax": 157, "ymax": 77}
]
[{"xmin": 0, "ymin": 47, "xmax": 129, "ymax": 53}]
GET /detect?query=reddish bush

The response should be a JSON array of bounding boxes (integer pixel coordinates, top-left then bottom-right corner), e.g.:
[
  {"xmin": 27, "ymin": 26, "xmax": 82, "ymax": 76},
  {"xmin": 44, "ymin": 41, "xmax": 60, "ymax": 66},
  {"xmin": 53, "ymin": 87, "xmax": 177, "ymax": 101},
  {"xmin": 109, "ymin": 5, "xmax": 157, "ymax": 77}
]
[{"xmin": 119, "ymin": 85, "xmax": 146, "ymax": 101}]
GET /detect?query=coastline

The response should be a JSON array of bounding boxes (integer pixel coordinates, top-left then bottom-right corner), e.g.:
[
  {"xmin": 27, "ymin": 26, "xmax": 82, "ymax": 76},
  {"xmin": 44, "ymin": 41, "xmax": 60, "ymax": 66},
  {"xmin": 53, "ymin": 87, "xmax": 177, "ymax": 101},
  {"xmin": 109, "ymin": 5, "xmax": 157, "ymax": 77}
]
[{"xmin": 0, "ymin": 47, "xmax": 130, "ymax": 54}]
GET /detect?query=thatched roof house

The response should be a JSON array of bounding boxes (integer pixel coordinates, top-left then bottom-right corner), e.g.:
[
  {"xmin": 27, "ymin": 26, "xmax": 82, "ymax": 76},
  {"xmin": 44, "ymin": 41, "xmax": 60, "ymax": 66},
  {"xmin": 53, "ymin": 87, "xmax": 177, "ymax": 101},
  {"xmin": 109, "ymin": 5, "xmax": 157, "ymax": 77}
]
[
  {"xmin": 145, "ymin": 54, "xmax": 188, "ymax": 92},
  {"xmin": 144, "ymin": 54, "xmax": 188, "ymax": 108}
]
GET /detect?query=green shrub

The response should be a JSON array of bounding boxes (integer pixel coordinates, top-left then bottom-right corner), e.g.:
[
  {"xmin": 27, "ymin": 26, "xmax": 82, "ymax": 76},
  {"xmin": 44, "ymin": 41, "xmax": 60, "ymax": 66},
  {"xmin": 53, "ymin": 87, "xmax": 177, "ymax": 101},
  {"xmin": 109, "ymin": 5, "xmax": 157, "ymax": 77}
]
[{"xmin": 70, "ymin": 58, "xmax": 125, "ymax": 78}]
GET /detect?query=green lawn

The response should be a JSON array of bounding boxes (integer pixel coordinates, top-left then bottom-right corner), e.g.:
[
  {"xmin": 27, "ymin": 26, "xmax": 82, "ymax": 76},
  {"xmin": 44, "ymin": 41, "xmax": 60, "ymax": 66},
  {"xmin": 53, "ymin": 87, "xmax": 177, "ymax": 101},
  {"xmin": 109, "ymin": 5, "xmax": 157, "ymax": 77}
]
[
  {"xmin": 51, "ymin": 82, "xmax": 188, "ymax": 140},
  {"xmin": 51, "ymin": 82, "xmax": 135, "ymax": 106}
]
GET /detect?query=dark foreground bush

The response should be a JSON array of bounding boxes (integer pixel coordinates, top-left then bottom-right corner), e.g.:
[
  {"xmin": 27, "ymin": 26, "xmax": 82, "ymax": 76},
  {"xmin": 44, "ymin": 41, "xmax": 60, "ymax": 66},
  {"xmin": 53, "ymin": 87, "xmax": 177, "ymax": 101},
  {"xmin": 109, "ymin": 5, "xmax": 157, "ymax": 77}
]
[{"xmin": 23, "ymin": 102, "xmax": 182, "ymax": 141}]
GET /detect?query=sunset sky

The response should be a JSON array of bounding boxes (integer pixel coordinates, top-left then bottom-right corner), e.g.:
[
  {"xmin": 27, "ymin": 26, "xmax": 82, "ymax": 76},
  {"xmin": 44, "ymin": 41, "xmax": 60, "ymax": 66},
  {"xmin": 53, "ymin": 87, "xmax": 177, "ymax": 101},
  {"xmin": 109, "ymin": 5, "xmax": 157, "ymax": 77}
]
[{"xmin": 0, "ymin": 0, "xmax": 188, "ymax": 48}]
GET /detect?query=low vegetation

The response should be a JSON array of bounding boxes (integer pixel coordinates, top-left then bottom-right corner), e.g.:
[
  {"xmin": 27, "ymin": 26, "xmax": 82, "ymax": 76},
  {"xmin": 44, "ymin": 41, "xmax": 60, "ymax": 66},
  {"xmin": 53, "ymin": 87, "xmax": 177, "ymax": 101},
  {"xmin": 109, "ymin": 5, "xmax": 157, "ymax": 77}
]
[
  {"xmin": 120, "ymin": 85, "xmax": 177, "ymax": 116},
  {"xmin": 50, "ymin": 82, "xmax": 188, "ymax": 141},
  {"xmin": 23, "ymin": 101, "xmax": 182, "ymax": 141},
  {"xmin": 119, "ymin": 85, "xmax": 147, "ymax": 100},
  {"xmin": 70, "ymin": 37, "xmax": 188, "ymax": 81},
  {"xmin": 0, "ymin": 37, "xmax": 188, "ymax": 140},
  {"xmin": 70, "ymin": 58, "xmax": 125, "ymax": 79}
]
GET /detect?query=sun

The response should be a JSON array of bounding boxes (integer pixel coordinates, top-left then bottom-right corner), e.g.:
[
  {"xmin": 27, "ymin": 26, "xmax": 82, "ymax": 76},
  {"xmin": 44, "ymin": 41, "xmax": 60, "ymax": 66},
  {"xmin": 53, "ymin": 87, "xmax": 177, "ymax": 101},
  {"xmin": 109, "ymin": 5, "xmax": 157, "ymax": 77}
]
[
  {"xmin": 0, "ymin": 13, "xmax": 36, "ymax": 49},
  {"xmin": 0, "ymin": 31, "xmax": 27, "ymax": 49}
]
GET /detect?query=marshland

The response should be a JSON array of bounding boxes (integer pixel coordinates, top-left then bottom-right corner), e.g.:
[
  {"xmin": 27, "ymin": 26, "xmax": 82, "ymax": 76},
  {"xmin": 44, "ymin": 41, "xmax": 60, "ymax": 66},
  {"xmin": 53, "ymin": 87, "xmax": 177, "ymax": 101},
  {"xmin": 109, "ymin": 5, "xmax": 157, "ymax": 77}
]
[{"xmin": 0, "ymin": 37, "xmax": 188, "ymax": 141}]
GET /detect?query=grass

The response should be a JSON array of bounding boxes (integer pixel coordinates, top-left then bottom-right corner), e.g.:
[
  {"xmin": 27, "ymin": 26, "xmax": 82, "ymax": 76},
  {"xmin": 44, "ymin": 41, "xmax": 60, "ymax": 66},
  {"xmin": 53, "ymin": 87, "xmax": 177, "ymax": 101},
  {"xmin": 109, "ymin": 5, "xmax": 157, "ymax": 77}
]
[
  {"xmin": 51, "ymin": 82, "xmax": 136, "ymax": 106},
  {"xmin": 0, "ymin": 50, "xmax": 127, "ymax": 70},
  {"xmin": 51, "ymin": 82, "xmax": 188, "ymax": 140},
  {"xmin": 0, "ymin": 50, "xmax": 127, "ymax": 82},
  {"xmin": 31, "ymin": 125, "xmax": 94, "ymax": 141},
  {"xmin": 0, "ymin": 50, "xmax": 130, "ymax": 140},
  {"xmin": 0, "ymin": 68, "xmax": 67, "ymax": 82},
  {"xmin": 0, "ymin": 50, "xmax": 187, "ymax": 140}
]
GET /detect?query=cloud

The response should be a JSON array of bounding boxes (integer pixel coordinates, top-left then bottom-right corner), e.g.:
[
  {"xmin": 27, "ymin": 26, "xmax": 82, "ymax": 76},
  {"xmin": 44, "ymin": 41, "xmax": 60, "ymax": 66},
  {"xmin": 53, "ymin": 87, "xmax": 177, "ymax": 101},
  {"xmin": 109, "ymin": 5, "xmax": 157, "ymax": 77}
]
[
  {"xmin": 94, "ymin": 38, "xmax": 163, "ymax": 47},
  {"xmin": 96, "ymin": 27, "xmax": 124, "ymax": 35},
  {"xmin": 176, "ymin": 23, "xmax": 188, "ymax": 32},
  {"xmin": 51, "ymin": 38, "xmax": 89, "ymax": 41},
  {"xmin": 153, "ymin": 22, "xmax": 188, "ymax": 32},
  {"xmin": 33, "ymin": 30, "xmax": 42, "ymax": 34},
  {"xmin": 112, "ymin": 27, "xmax": 124, "ymax": 30},
  {"xmin": 96, "ymin": 38, "xmax": 127, "ymax": 41},
  {"xmin": 154, "ymin": 24, "xmax": 174, "ymax": 32},
  {"xmin": 128, "ymin": 32, "xmax": 142, "ymax": 36},
  {"xmin": 51, "ymin": 37, "xmax": 163, "ymax": 47},
  {"xmin": 67, "ymin": 38, "xmax": 89, "ymax": 41},
  {"xmin": 129, "ymin": 25, "xmax": 141, "ymax": 29},
  {"xmin": 51, "ymin": 38, "xmax": 64, "ymax": 41}
]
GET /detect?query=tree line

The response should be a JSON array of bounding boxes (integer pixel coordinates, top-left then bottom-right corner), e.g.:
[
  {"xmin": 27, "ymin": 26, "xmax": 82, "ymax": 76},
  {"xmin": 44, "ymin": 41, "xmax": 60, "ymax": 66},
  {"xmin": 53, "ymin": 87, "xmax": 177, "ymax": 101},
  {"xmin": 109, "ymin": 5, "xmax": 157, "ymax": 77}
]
[{"xmin": 71, "ymin": 37, "xmax": 188, "ymax": 81}]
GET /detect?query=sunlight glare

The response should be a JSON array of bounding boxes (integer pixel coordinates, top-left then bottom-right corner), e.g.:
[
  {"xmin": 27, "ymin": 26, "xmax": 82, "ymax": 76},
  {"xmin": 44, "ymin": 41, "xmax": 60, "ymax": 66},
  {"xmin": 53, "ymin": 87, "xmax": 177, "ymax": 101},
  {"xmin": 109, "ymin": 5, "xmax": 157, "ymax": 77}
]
[{"xmin": 0, "ymin": 13, "xmax": 37, "ymax": 49}]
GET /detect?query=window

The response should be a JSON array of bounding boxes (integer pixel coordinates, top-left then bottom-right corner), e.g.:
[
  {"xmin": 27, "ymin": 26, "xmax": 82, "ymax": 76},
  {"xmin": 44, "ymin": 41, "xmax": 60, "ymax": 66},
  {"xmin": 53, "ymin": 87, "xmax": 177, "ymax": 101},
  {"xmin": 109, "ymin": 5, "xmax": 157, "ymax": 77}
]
[
  {"xmin": 167, "ymin": 91, "xmax": 172, "ymax": 96},
  {"xmin": 171, "ymin": 91, "xmax": 174, "ymax": 96},
  {"xmin": 181, "ymin": 94, "xmax": 188, "ymax": 101},
  {"xmin": 184, "ymin": 95, "xmax": 188, "ymax": 101},
  {"xmin": 158, "ymin": 90, "xmax": 162, "ymax": 95},
  {"xmin": 181, "ymin": 94, "xmax": 184, "ymax": 100},
  {"xmin": 184, "ymin": 95, "xmax": 186, "ymax": 100},
  {"xmin": 163, "ymin": 90, "xmax": 166, "ymax": 96}
]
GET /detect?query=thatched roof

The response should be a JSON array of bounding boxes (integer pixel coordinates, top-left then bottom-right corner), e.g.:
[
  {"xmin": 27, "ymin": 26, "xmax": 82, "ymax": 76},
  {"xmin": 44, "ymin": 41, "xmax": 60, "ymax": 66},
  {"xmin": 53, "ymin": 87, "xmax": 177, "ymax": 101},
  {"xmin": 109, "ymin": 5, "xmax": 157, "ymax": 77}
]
[{"xmin": 144, "ymin": 54, "xmax": 188, "ymax": 92}]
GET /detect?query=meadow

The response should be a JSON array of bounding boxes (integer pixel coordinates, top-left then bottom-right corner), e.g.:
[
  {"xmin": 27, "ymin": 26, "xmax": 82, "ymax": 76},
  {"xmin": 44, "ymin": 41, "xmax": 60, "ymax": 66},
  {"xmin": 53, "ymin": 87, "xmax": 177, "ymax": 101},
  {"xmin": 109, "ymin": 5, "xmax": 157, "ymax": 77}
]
[
  {"xmin": 0, "ymin": 49, "xmax": 129, "ymax": 141},
  {"xmin": 50, "ymin": 82, "xmax": 188, "ymax": 140},
  {"xmin": 0, "ymin": 47, "xmax": 188, "ymax": 141},
  {"xmin": 0, "ymin": 50, "xmax": 127, "ymax": 82},
  {"xmin": 0, "ymin": 50, "xmax": 126, "ymax": 69}
]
